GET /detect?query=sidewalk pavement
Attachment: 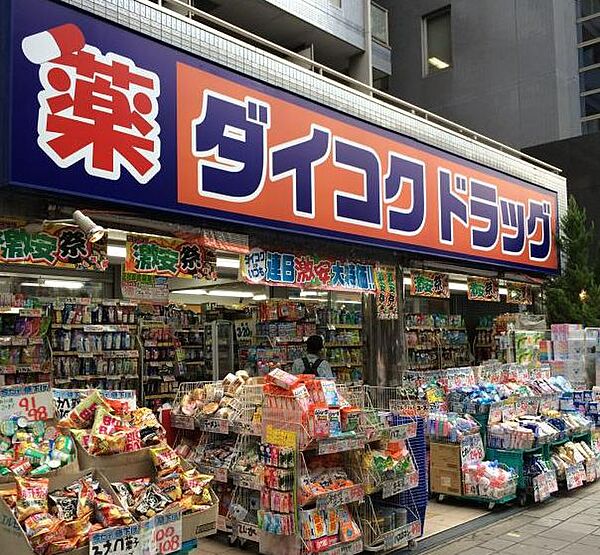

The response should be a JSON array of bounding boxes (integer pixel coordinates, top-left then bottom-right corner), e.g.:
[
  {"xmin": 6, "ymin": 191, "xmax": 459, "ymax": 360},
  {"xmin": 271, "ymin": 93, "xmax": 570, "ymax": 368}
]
[
  {"xmin": 192, "ymin": 480, "xmax": 600, "ymax": 555},
  {"xmin": 420, "ymin": 479, "xmax": 600, "ymax": 555}
]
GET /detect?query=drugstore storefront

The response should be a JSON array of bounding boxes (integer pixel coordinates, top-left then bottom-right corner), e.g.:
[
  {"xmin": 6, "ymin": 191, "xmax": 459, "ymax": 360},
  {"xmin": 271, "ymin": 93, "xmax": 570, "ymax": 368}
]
[
  {"xmin": 0, "ymin": 0, "xmax": 564, "ymax": 386},
  {"xmin": 0, "ymin": 0, "xmax": 574, "ymax": 548}
]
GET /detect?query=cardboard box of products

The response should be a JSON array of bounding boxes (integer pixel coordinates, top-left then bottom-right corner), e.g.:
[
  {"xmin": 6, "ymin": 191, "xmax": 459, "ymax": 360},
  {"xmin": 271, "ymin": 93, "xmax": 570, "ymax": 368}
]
[
  {"xmin": 0, "ymin": 469, "xmax": 129, "ymax": 555},
  {"xmin": 75, "ymin": 438, "xmax": 154, "ymax": 482},
  {"xmin": 430, "ymin": 466, "xmax": 462, "ymax": 496},
  {"xmin": 429, "ymin": 442, "xmax": 462, "ymax": 470}
]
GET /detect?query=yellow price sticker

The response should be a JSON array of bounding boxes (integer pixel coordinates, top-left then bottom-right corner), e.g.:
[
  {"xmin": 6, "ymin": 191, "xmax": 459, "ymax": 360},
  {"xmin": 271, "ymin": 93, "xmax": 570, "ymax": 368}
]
[{"xmin": 265, "ymin": 425, "xmax": 296, "ymax": 448}]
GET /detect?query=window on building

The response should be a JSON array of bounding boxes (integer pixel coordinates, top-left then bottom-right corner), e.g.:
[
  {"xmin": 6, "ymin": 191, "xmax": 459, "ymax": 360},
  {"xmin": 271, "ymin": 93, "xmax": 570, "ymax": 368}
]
[
  {"xmin": 579, "ymin": 0, "xmax": 600, "ymax": 18},
  {"xmin": 423, "ymin": 7, "xmax": 452, "ymax": 76},
  {"xmin": 329, "ymin": 0, "xmax": 342, "ymax": 8},
  {"xmin": 371, "ymin": 3, "xmax": 389, "ymax": 46},
  {"xmin": 582, "ymin": 117, "xmax": 600, "ymax": 134},
  {"xmin": 579, "ymin": 15, "xmax": 600, "ymax": 42},
  {"xmin": 583, "ymin": 92, "xmax": 600, "ymax": 116},
  {"xmin": 581, "ymin": 67, "xmax": 600, "ymax": 91},
  {"xmin": 581, "ymin": 42, "xmax": 600, "ymax": 67}
]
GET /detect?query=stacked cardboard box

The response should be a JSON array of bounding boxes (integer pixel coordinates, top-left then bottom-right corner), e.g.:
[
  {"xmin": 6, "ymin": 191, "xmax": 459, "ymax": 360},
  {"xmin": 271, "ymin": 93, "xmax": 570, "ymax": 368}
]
[
  {"xmin": 550, "ymin": 324, "xmax": 589, "ymax": 388},
  {"xmin": 430, "ymin": 442, "xmax": 462, "ymax": 496}
]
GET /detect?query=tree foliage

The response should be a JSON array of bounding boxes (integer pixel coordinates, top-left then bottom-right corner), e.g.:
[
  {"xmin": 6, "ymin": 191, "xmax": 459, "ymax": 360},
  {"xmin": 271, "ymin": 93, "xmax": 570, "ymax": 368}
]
[{"xmin": 545, "ymin": 195, "xmax": 600, "ymax": 326}]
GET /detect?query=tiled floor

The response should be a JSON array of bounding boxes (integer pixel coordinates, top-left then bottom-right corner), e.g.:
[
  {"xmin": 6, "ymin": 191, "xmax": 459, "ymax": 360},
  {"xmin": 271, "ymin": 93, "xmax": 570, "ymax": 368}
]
[
  {"xmin": 423, "ymin": 499, "xmax": 489, "ymax": 538},
  {"xmin": 192, "ymin": 482, "xmax": 600, "ymax": 553},
  {"xmin": 190, "ymin": 499, "xmax": 491, "ymax": 554}
]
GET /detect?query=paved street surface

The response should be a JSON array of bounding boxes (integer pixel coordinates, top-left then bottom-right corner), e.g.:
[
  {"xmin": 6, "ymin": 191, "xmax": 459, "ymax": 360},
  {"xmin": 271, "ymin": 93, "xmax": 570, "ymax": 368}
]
[
  {"xmin": 192, "ymin": 480, "xmax": 600, "ymax": 555},
  {"xmin": 421, "ymin": 480, "xmax": 600, "ymax": 555}
]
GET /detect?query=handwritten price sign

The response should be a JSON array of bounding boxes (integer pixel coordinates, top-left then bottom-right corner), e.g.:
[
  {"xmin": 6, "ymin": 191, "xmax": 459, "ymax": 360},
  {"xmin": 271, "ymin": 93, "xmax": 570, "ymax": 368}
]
[
  {"xmin": 90, "ymin": 524, "xmax": 140, "ymax": 555},
  {"xmin": 382, "ymin": 471, "xmax": 419, "ymax": 498},
  {"xmin": 154, "ymin": 512, "xmax": 182, "ymax": 554},
  {"xmin": 139, "ymin": 512, "xmax": 182, "ymax": 555},
  {"xmin": 0, "ymin": 383, "xmax": 53, "ymax": 421}
]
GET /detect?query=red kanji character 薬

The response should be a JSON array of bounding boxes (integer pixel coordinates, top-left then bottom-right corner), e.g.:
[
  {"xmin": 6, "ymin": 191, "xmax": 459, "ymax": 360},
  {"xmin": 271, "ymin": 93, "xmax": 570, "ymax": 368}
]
[{"xmin": 22, "ymin": 24, "xmax": 161, "ymax": 183}]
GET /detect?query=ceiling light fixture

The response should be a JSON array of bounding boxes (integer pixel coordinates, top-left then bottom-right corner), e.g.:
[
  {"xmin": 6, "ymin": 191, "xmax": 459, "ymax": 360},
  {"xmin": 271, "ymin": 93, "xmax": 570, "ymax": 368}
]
[
  {"xmin": 288, "ymin": 296, "xmax": 328, "ymax": 303},
  {"xmin": 216, "ymin": 257, "xmax": 240, "ymax": 269},
  {"xmin": 207, "ymin": 290, "xmax": 255, "ymax": 298},
  {"xmin": 299, "ymin": 291, "xmax": 328, "ymax": 297},
  {"xmin": 107, "ymin": 244, "xmax": 127, "ymax": 259},
  {"xmin": 172, "ymin": 289, "xmax": 208, "ymax": 296},
  {"xmin": 428, "ymin": 56, "xmax": 449, "ymax": 69},
  {"xmin": 252, "ymin": 294, "xmax": 268, "ymax": 301},
  {"xmin": 21, "ymin": 279, "xmax": 85, "ymax": 289}
]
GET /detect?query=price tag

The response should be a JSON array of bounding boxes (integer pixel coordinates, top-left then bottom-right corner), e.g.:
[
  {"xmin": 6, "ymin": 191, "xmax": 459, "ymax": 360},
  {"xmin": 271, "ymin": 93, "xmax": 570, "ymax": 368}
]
[
  {"xmin": 171, "ymin": 414, "xmax": 195, "ymax": 430},
  {"xmin": 19, "ymin": 309, "xmax": 42, "ymax": 318},
  {"xmin": 385, "ymin": 422, "xmax": 417, "ymax": 441},
  {"xmin": 0, "ymin": 382, "xmax": 54, "ymax": 420},
  {"xmin": 323, "ymin": 539, "xmax": 363, "ymax": 555},
  {"xmin": 234, "ymin": 473, "xmax": 262, "ymax": 491},
  {"xmin": 53, "ymin": 388, "xmax": 88, "ymax": 419},
  {"xmin": 0, "ymin": 365, "xmax": 16, "ymax": 375},
  {"xmin": 585, "ymin": 460, "xmax": 597, "ymax": 483},
  {"xmin": 383, "ymin": 521, "xmax": 421, "ymax": 551},
  {"xmin": 316, "ymin": 485, "xmax": 363, "ymax": 509},
  {"xmin": 566, "ymin": 463, "xmax": 586, "ymax": 490},
  {"xmin": 153, "ymin": 512, "xmax": 182, "ymax": 554},
  {"xmin": 515, "ymin": 398, "xmax": 529, "ymax": 416},
  {"xmin": 501, "ymin": 402, "xmax": 516, "ymax": 422},
  {"xmin": 488, "ymin": 402, "xmax": 503, "ymax": 424},
  {"xmin": 382, "ymin": 471, "xmax": 419, "ymax": 498},
  {"xmin": 265, "ymin": 425, "xmax": 296, "ymax": 448},
  {"xmin": 460, "ymin": 434, "xmax": 484, "ymax": 465},
  {"xmin": 235, "ymin": 522, "xmax": 258, "ymax": 542},
  {"xmin": 200, "ymin": 418, "xmax": 229, "ymax": 434},
  {"xmin": 90, "ymin": 524, "xmax": 140, "ymax": 555},
  {"xmin": 318, "ymin": 436, "xmax": 364, "ymax": 455},
  {"xmin": 214, "ymin": 467, "xmax": 228, "ymax": 483},
  {"xmin": 84, "ymin": 325, "xmax": 106, "ymax": 333}
]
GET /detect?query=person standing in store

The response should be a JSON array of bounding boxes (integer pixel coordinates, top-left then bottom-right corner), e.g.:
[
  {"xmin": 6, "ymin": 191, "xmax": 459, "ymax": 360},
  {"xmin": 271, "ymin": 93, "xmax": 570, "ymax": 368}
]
[{"xmin": 291, "ymin": 335, "xmax": 334, "ymax": 378}]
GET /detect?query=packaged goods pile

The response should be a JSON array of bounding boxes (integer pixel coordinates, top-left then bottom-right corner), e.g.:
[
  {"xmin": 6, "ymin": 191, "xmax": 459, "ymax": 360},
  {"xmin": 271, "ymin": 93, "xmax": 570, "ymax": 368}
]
[
  {"xmin": 171, "ymin": 371, "xmax": 425, "ymax": 554},
  {"xmin": 417, "ymin": 363, "xmax": 600, "ymax": 507},
  {"xmin": 0, "ymin": 417, "xmax": 76, "ymax": 479}
]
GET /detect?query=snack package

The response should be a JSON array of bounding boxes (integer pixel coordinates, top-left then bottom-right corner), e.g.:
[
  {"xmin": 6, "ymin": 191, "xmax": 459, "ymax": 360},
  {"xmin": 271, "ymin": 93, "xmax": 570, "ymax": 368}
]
[
  {"xmin": 337, "ymin": 506, "xmax": 361, "ymax": 543},
  {"xmin": 320, "ymin": 381, "xmax": 340, "ymax": 407},
  {"xmin": 340, "ymin": 407, "xmax": 361, "ymax": 433},
  {"xmin": 95, "ymin": 501, "xmax": 134, "ymax": 527},
  {"xmin": 267, "ymin": 368, "xmax": 300, "ymax": 391},
  {"xmin": 181, "ymin": 469, "xmax": 213, "ymax": 495},
  {"xmin": 60, "ymin": 391, "xmax": 111, "ymax": 429},
  {"xmin": 89, "ymin": 432, "xmax": 126, "ymax": 456},
  {"xmin": 91, "ymin": 407, "xmax": 124, "ymax": 436},
  {"xmin": 15, "ymin": 477, "xmax": 49, "ymax": 521},
  {"xmin": 150, "ymin": 445, "xmax": 181, "ymax": 477},
  {"xmin": 329, "ymin": 409, "xmax": 342, "ymax": 437}
]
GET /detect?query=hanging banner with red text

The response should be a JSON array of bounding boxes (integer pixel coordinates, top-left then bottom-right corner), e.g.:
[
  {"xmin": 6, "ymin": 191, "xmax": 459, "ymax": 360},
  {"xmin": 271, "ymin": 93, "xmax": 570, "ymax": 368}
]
[
  {"xmin": 121, "ymin": 270, "xmax": 170, "ymax": 304},
  {"xmin": 125, "ymin": 235, "xmax": 216, "ymax": 280},
  {"xmin": 241, "ymin": 248, "xmax": 376, "ymax": 293},
  {"xmin": 507, "ymin": 282, "xmax": 533, "ymax": 305},
  {"xmin": 410, "ymin": 271, "xmax": 450, "ymax": 299},
  {"xmin": 0, "ymin": 220, "xmax": 108, "ymax": 271},
  {"xmin": 375, "ymin": 266, "xmax": 398, "ymax": 319},
  {"xmin": 467, "ymin": 277, "xmax": 500, "ymax": 302}
]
